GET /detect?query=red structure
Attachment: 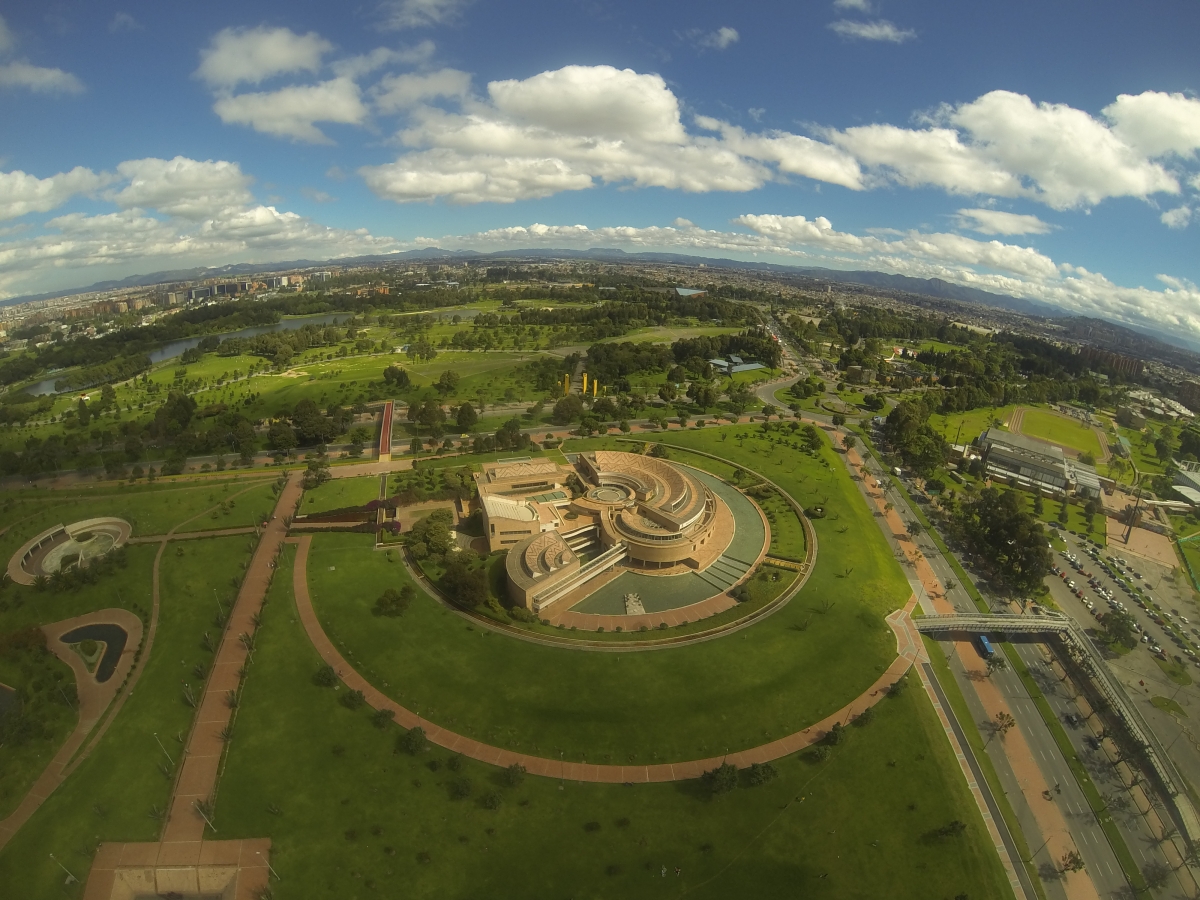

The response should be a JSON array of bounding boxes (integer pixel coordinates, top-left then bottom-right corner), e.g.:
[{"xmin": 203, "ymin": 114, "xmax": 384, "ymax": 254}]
[{"xmin": 378, "ymin": 400, "xmax": 394, "ymax": 462}]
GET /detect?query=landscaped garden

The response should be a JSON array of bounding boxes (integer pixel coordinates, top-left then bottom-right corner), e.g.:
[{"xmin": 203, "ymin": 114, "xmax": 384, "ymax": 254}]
[{"xmin": 214, "ymin": 544, "xmax": 1011, "ymax": 900}]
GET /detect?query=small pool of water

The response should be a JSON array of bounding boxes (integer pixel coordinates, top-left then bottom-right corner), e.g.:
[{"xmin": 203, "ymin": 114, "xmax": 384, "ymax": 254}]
[{"xmin": 60, "ymin": 623, "xmax": 128, "ymax": 683}]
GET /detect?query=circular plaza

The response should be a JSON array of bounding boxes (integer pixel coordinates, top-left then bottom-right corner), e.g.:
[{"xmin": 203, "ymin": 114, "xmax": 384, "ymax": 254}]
[{"xmin": 7, "ymin": 517, "xmax": 131, "ymax": 585}]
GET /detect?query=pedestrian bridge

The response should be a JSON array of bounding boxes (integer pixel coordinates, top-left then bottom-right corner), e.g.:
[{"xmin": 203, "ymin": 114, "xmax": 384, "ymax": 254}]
[{"xmin": 916, "ymin": 610, "xmax": 1200, "ymax": 844}]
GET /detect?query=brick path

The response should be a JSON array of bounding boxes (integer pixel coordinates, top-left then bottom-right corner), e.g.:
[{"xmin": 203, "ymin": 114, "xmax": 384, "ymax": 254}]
[
  {"xmin": 161, "ymin": 474, "xmax": 303, "ymax": 844},
  {"xmin": 0, "ymin": 482, "xmax": 274, "ymax": 852},
  {"xmin": 842, "ymin": 437, "xmax": 1101, "ymax": 899},
  {"xmin": 291, "ymin": 533, "xmax": 921, "ymax": 781}
]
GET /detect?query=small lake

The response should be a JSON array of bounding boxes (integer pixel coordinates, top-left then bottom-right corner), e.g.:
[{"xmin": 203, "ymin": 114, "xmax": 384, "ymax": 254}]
[
  {"xmin": 26, "ymin": 306, "xmax": 485, "ymax": 397},
  {"xmin": 27, "ymin": 313, "xmax": 348, "ymax": 396},
  {"xmin": 60, "ymin": 623, "xmax": 128, "ymax": 683}
]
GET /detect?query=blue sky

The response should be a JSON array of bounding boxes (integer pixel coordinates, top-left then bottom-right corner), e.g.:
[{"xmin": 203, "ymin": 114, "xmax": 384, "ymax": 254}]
[{"xmin": 1, "ymin": 0, "xmax": 1199, "ymax": 339}]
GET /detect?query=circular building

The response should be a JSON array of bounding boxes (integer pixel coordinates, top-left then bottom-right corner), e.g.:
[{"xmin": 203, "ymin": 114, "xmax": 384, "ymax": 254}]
[
  {"xmin": 497, "ymin": 451, "xmax": 737, "ymax": 615},
  {"xmin": 7, "ymin": 518, "xmax": 132, "ymax": 586}
]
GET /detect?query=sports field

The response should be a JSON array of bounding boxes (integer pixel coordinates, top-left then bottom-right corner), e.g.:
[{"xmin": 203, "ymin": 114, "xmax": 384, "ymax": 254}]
[{"xmin": 1016, "ymin": 408, "xmax": 1104, "ymax": 459}]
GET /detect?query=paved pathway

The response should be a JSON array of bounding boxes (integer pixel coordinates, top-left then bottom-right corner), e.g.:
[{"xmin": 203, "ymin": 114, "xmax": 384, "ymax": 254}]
[
  {"xmin": 161, "ymin": 473, "xmax": 303, "ymax": 845},
  {"xmin": 291, "ymin": 533, "xmax": 921, "ymax": 782},
  {"xmin": 0, "ymin": 481, "xmax": 270, "ymax": 852}
]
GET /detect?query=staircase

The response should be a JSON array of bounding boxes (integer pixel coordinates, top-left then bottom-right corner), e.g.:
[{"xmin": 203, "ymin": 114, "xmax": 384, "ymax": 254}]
[{"xmin": 695, "ymin": 553, "xmax": 753, "ymax": 593}]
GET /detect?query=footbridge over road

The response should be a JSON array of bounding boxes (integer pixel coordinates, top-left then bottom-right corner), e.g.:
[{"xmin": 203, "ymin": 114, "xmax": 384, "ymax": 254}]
[{"xmin": 916, "ymin": 612, "xmax": 1200, "ymax": 846}]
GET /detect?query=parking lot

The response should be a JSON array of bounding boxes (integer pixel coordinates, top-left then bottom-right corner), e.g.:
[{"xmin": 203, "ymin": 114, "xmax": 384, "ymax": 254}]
[{"xmin": 1043, "ymin": 525, "xmax": 1200, "ymax": 806}]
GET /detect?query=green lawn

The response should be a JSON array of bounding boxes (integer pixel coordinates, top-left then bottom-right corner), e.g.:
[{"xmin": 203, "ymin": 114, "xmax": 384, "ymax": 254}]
[
  {"xmin": 1017, "ymin": 408, "xmax": 1103, "ymax": 459},
  {"xmin": 929, "ymin": 405, "xmax": 1019, "ymax": 444},
  {"xmin": 758, "ymin": 489, "xmax": 808, "ymax": 562},
  {"xmin": 302, "ymin": 475, "xmax": 383, "ymax": 514},
  {"xmin": 310, "ymin": 423, "xmax": 911, "ymax": 761},
  {"xmin": 0, "ymin": 534, "xmax": 254, "ymax": 898},
  {"xmin": 596, "ymin": 324, "xmax": 743, "ymax": 344},
  {"xmin": 216, "ymin": 547, "xmax": 1011, "ymax": 900}
]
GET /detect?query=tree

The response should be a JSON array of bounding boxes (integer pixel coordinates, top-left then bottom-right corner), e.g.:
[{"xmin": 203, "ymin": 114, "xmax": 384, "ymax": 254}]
[
  {"xmin": 842, "ymin": 434, "xmax": 857, "ymax": 451},
  {"xmin": 951, "ymin": 487, "xmax": 1051, "ymax": 596},
  {"xmin": 373, "ymin": 585, "xmax": 415, "ymax": 617},
  {"xmin": 658, "ymin": 382, "xmax": 678, "ymax": 403},
  {"xmin": 687, "ymin": 382, "xmax": 718, "ymax": 408},
  {"xmin": 1033, "ymin": 493, "xmax": 1045, "ymax": 516},
  {"xmin": 439, "ymin": 556, "xmax": 489, "ymax": 607},
  {"xmin": 1142, "ymin": 861, "xmax": 1169, "ymax": 891},
  {"xmin": 397, "ymin": 726, "xmax": 427, "ymax": 755},
  {"xmin": 727, "ymin": 383, "xmax": 753, "ymax": 414},
  {"xmin": 552, "ymin": 394, "xmax": 584, "ymax": 424},
  {"xmin": 77, "ymin": 397, "xmax": 91, "ymax": 427},
  {"xmin": 1057, "ymin": 500, "xmax": 1070, "ymax": 526},
  {"xmin": 382, "ymin": 364, "xmax": 411, "ymax": 389},
  {"xmin": 456, "ymin": 402, "xmax": 478, "ymax": 432},
  {"xmin": 831, "ymin": 413, "xmax": 846, "ymax": 427},
  {"xmin": 268, "ymin": 422, "xmax": 297, "ymax": 453},
  {"xmin": 417, "ymin": 399, "xmax": 446, "ymax": 436},
  {"xmin": 985, "ymin": 656, "xmax": 1008, "ymax": 676},
  {"xmin": 701, "ymin": 762, "xmax": 738, "ymax": 796},
  {"xmin": 436, "ymin": 370, "xmax": 461, "ymax": 395},
  {"xmin": 990, "ymin": 711, "xmax": 1016, "ymax": 742}
]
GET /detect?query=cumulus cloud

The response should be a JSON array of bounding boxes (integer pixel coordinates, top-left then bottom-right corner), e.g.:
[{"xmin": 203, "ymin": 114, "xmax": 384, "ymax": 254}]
[
  {"xmin": 1104, "ymin": 91, "xmax": 1200, "ymax": 158},
  {"xmin": 110, "ymin": 157, "xmax": 254, "ymax": 218},
  {"xmin": 0, "ymin": 61, "xmax": 84, "ymax": 94},
  {"xmin": 379, "ymin": 0, "xmax": 473, "ymax": 30},
  {"xmin": 0, "ymin": 167, "xmax": 110, "ymax": 220},
  {"xmin": 332, "ymin": 42, "xmax": 437, "ymax": 79},
  {"xmin": 195, "ymin": 26, "xmax": 332, "ymax": 89},
  {"xmin": 956, "ymin": 208, "xmax": 1054, "ymax": 235},
  {"xmin": 0, "ymin": 159, "xmax": 399, "ymax": 298},
  {"xmin": 373, "ymin": 67, "xmax": 471, "ymax": 112},
  {"xmin": 0, "ymin": 14, "xmax": 15, "ymax": 54},
  {"xmin": 833, "ymin": 0, "xmax": 873, "ymax": 10},
  {"xmin": 828, "ymin": 20, "xmax": 915, "ymax": 42},
  {"xmin": 212, "ymin": 78, "xmax": 368, "ymax": 143},
  {"xmin": 1162, "ymin": 206, "xmax": 1191, "ymax": 229},
  {"xmin": 695, "ymin": 27, "xmax": 739, "ymax": 50}
]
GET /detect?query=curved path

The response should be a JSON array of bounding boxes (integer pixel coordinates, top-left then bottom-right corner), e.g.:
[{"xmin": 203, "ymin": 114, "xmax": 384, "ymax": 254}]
[
  {"xmin": 0, "ymin": 479, "xmax": 276, "ymax": 851},
  {"xmin": 291, "ymin": 533, "xmax": 921, "ymax": 783}
]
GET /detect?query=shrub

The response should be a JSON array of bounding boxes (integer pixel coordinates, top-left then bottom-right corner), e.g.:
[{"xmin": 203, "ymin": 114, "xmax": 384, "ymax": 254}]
[
  {"xmin": 584, "ymin": 821, "xmax": 602, "ymax": 832},
  {"xmin": 340, "ymin": 689, "xmax": 366, "ymax": 710},
  {"xmin": 502, "ymin": 763, "xmax": 526, "ymax": 787},
  {"xmin": 447, "ymin": 755, "xmax": 463, "ymax": 772},
  {"xmin": 373, "ymin": 585, "xmax": 415, "ymax": 617},
  {"xmin": 701, "ymin": 762, "xmax": 738, "ymax": 796},
  {"xmin": 312, "ymin": 664, "xmax": 338, "ymax": 688},
  {"xmin": 481, "ymin": 792, "xmax": 501, "ymax": 810},
  {"xmin": 746, "ymin": 762, "xmax": 778, "ymax": 786},
  {"xmin": 855, "ymin": 706, "xmax": 876, "ymax": 727},
  {"xmin": 371, "ymin": 708, "xmax": 396, "ymax": 729},
  {"xmin": 449, "ymin": 777, "xmax": 472, "ymax": 800},
  {"xmin": 825, "ymin": 722, "xmax": 844, "ymax": 746},
  {"xmin": 396, "ymin": 727, "xmax": 427, "ymax": 755}
]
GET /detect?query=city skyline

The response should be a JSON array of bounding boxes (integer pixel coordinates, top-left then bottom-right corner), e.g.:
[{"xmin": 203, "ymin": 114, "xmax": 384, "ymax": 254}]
[{"xmin": 1, "ymin": 0, "xmax": 1198, "ymax": 338}]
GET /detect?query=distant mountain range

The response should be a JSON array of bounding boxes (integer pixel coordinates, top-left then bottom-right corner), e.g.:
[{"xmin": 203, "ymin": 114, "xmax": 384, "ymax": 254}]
[{"xmin": 5, "ymin": 246, "xmax": 1197, "ymax": 362}]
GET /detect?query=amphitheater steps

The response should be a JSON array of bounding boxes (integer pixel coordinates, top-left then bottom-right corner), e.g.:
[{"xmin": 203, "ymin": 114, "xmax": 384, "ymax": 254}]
[{"xmin": 695, "ymin": 554, "xmax": 752, "ymax": 592}]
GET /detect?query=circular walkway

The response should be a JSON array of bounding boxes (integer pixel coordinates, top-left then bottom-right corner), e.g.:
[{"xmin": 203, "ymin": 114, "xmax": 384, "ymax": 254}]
[{"xmin": 289, "ymin": 533, "xmax": 921, "ymax": 782}]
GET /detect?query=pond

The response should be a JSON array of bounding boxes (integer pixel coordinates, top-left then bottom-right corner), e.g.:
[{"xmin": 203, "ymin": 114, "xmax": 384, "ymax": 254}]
[{"xmin": 59, "ymin": 623, "xmax": 128, "ymax": 683}]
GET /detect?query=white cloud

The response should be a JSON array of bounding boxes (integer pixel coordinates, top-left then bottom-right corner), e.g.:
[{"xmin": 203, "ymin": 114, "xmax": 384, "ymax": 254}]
[
  {"xmin": 1104, "ymin": 91, "xmax": 1200, "ymax": 158},
  {"xmin": 698, "ymin": 118, "xmax": 864, "ymax": 190},
  {"xmin": 362, "ymin": 149, "xmax": 595, "ymax": 203},
  {"xmin": 0, "ymin": 167, "xmax": 109, "ymax": 220},
  {"xmin": 301, "ymin": 187, "xmax": 336, "ymax": 203},
  {"xmin": 195, "ymin": 26, "xmax": 332, "ymax": 89},
  {"xmin": 0, "ymin": 61, "xmax": 84, "ymax": 94},
  {"xmin": 833, "ymin": 0, "xmax": 873, "ymax": 10},
  {"xmin": 488, "ymin": 66, "xmax": 687, "ymax": 143},
  {"xmin": 956, "ymin": 208, "xmax": 1054, "ymax": 236},
  {"xmin": 332, "ymin": 42, "xmax": 436, "ymax": 79},
  {"xmin": 696, "ymin": 27, "xmax": 739, "ymax": 50},
  {"xmin": 212, "ymin": 78, "xmax": 368, "ymax": 143},
  {"xmin": 110, "ymin": 157, "xmax": 254, "ymax": 219},
  {"xmin": 828, "ymin": 20, "xmax": 915, "ymax": 43},
  {"xmin": 379, "ymin": 0, "xmax": 473, "ymax": 30},
  {"xmin": 1162, "ymin": 206, "xmax": 1191, "ymax": 229},
  {"xmin": 109, "ymin": 12, "xmax": 142, "ymax": 32},
  {"xmin": 373, "ymin": 67, "xmax": 471, "ymax": 112}
]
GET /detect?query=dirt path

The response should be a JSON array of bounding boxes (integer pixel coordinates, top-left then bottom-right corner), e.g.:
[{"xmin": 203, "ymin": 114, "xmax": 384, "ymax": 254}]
[{"xmin": 290, "ymin": 533, "xmax": 921, "ymax": 782}]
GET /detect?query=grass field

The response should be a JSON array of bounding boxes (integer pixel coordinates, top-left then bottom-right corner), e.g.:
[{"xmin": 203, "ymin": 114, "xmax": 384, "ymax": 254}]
[
  {"xmin": 302, "ymin": 475, "xmax": 383, "ymax": 513},
  {"xmin": 311, "ymin": 423, "xmax": 911, "ymax": 761},
  {"xmin": 596, "ymin": 324, "xmax": 743, "ymax": 344},
  {"xmin": 215, "ymin": 545, "xmax": 1011, "ymax": 900},
  {"xmin": 929, "ymin": 405, "xmax": 1019, "ymax": 444},
  {"xmin": 1017, "ymin": 408, "xmax": 1104, "ymax": 459},
  {"xmin": 0, "ymin": 534, "xmax": 254, "ymax": 898}
]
